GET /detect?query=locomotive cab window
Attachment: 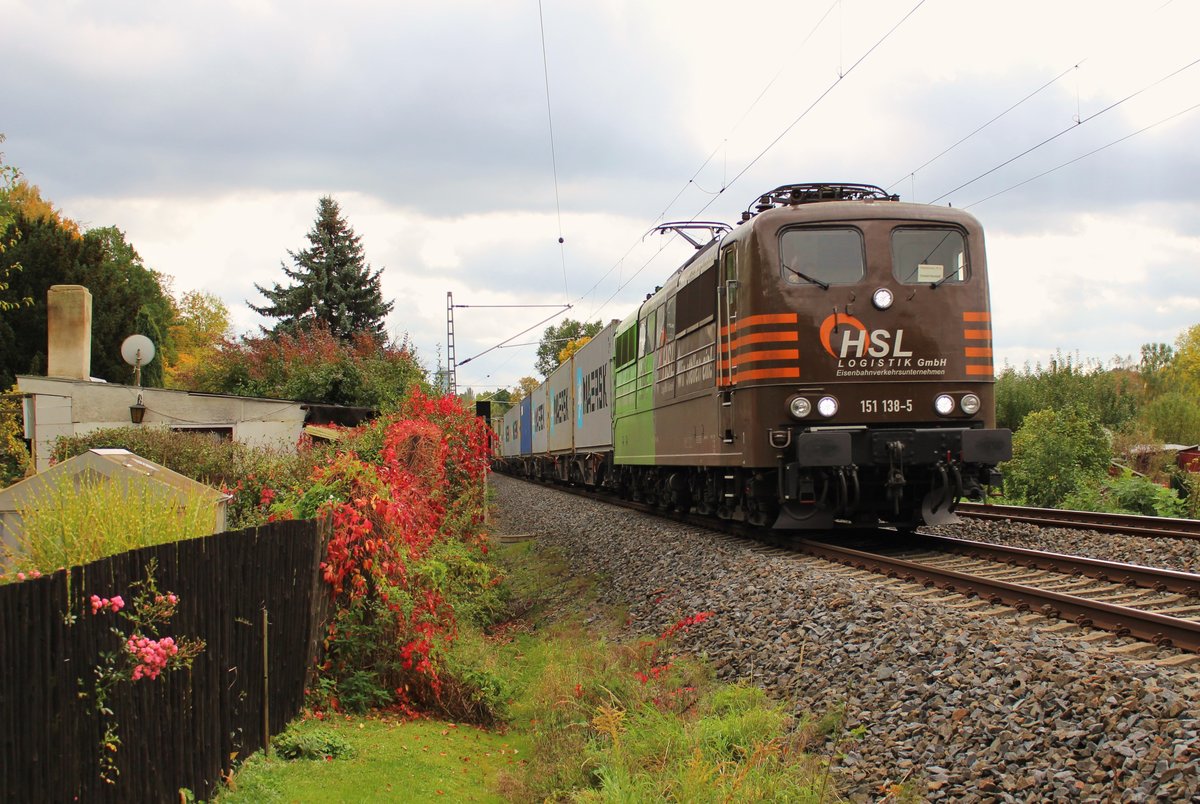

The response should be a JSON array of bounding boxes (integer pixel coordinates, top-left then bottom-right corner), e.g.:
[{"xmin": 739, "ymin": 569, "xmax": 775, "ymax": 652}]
[
  {"xmin": 892, "ymin": 228, "xmax": 968, "ymax": 285},
  {"xmin": 641, "ymin": 309, "xmax": 657, "ymax": 357},
  {"xmin": 779, "ymin": 228, "xmax": 864, "ymax": 285},
  {"xmin": 615, "ymin": 326, "xmax": 637, "ymax": 367},
  {"xmin": 674, "ymin": 262, "xmax": 716, "ymax": 334}
]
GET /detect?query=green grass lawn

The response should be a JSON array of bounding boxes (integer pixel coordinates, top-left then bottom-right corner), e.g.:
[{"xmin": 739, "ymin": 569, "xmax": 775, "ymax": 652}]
[
  {"xmin": 216, "ymin": 716, "xmax": 530, "ymax": 803},
  {"xmin": 215, "ymin": 538, "xmax": 848, "ymax": 803}
]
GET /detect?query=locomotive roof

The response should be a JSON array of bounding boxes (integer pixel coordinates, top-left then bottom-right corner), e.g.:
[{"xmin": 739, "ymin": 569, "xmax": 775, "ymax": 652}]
[{"xmin": 745, "ymin": 198, "xmax": 983, "ymax": 229}]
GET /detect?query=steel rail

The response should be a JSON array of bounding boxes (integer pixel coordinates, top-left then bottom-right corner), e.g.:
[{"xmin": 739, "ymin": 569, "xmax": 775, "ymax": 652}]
[
  {"xmin": 794, "ymin": 538, "xmax": 1200, "ymax": 652},
  {"xmin": 909, "ymin": 533, "xmax": 1200, "ymax": 596},
  {"xmin": 957, "ymin": 502, "xmax": 1200, "ymax": 540},
  {"xmin": 499, "ymin": 475, "xmax": 1200, "ymax": 651}
]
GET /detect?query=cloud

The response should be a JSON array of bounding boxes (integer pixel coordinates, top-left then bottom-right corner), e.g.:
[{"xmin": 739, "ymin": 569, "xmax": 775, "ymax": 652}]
[
  {"xmin": 4, "ymin": 0, "xmax": 1199, "ymax": 388},
  {"xmin": 989, "ymin": 208, "xmax": 1200, "ymax": 366}
]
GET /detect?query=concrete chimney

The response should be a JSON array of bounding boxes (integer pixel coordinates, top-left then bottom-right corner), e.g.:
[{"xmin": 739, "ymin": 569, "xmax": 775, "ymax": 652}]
[{"xmin": 46, "ymin": 285, "xmax": 93, "ymax": 380}]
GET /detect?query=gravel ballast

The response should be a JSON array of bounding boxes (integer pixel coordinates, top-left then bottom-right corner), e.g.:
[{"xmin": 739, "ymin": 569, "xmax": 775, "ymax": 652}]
[{"xmin": 491, "ymin": 474, "xmax": 1200, "ymax": 802}]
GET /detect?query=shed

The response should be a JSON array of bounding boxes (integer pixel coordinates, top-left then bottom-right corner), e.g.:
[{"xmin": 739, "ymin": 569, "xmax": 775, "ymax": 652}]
[
  {"xmin": 0, "ymin": 449, "xmax": 231, "ymax": 564},
  {"xmin": 1170, "ymin": 444, "xmax": 1200, "ymax": 473}
]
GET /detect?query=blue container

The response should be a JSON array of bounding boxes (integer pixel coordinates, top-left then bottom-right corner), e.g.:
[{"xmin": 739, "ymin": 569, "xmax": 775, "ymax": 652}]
[{"xmin": 519, "ymin": 395, "xmax": 533, "ymax": 456}]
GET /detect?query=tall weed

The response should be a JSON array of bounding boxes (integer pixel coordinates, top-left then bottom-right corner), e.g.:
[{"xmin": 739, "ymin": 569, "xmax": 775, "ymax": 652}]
[
  {"xmin": 3, "ymin": 473, "xmax": 215, "ymax": 577},
  {"xmin": 51, "ymin": 427, "xmax": 325, "ymax": 528}
]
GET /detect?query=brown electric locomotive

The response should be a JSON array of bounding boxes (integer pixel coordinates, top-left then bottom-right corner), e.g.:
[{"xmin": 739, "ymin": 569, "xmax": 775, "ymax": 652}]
[{"xmin": 608, "ymin": 182, "xmax": 1012, "ymax": 529}]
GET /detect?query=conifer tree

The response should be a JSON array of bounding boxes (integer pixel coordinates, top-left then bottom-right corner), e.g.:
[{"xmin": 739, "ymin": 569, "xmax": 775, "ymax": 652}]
[{"xmin": 251, "ymin": 196, "xmax": 394, "ymax": 341}]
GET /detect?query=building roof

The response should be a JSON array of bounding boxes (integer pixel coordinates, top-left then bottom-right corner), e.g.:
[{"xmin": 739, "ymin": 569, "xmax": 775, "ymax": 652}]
[{"xmin": 0, "ymin": 449, "xmax": 230, "ymax": 514}]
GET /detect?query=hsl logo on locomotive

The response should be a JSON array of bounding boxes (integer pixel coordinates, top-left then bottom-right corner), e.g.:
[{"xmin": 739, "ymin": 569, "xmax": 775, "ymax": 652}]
[
  {"xmin": 819, "ymin": 313, "xmax": 910, "ymax": 359},
  {"xmin": 816, "ymin": 316, "xmax": 945, "ymax": 376}
]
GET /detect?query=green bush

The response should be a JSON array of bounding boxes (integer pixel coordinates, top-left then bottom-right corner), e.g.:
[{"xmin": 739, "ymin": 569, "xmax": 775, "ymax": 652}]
[
  {"xmin": 1138, "ymin": 391, "xmax": 1200, "ymax": 445},
  {"xmin": 312, "ymin": 597, "xmax": 399, "ymax": 715},
  {"xmin": 272, "ymin": 725, "xmax": 355, "ymax": 761},
  {"xmin": 1064, "ymin": 470, "xmax": 1186, "ymax": 517},
  {"xmin": 415, "ymin": 537, "xmax": 508, "ymax": 629},
  {"xmin": 995, "ymin": 352, "xmax": 1139, "ymax": 433},
  {"xmin": 1001, "ymin": 406, "xmax": 1111, "ymax": 508},
  {"xmin": 437, "ymin": 627, "xmax": 513, "ymax": 725},
  {"xmin": 0, "ymin": 393, "xmax": 29, "ymax": 488},
  {"xmin": 1178, "ymin": 473, "xmax": 1200, "ymax": 519}
]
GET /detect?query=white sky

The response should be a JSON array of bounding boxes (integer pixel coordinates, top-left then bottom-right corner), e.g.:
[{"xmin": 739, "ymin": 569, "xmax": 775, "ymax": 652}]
[{"xmin": 4, "ymin": 0, "xmax": 1199, "ymax": 390}]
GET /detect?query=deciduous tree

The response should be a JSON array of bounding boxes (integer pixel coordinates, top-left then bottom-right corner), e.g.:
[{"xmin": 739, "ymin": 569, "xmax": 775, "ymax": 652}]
[
  {"xmin": 165, "ymin": 290, "xmax": 231, "ymax": 388},
  {"xmin": 0, "ymin": 216, "xmax": 176, "ymax": 387},
  {"xmin": 0, "ymin": 137, "xmax": 33, "ymax": 313},
  {"xmin": 181, "ymin": 324, "xmax": 428, "ymax": 409},
  {"xmin": 82, "ymin": 227, "xmax": 176, "ymax": 385},
  {"xmin": 1171, "ymin": 324, "xmax": 1200, "ymax": 395},
  {"xmin": 535, "ymin": 318, "xmax": 601, "ymax": 377}
]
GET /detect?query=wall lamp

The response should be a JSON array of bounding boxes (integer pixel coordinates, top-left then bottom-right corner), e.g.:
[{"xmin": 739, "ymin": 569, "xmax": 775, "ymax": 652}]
[{"xmin": 130, "ymin": 393, "xmax": 146, "ymax": 424}]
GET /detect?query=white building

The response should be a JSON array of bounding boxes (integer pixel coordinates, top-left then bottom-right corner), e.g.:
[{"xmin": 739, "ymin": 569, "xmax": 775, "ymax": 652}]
[
  {"xmin": 16, "ymin": 375, "xmax": 308, "ymax": 472},
  {"xmin": 14, "ymin": 284, "xmax": 355, "ymax": 472}
]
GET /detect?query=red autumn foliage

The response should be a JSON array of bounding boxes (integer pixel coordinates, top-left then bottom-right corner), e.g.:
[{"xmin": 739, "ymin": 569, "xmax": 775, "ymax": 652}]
[
  {"xmin": 634, "ymin": 612, "xmax": 716, "ymax": 688},
  {"xmin": 302, "ymin": 389, "xmax": 495, "ymax": 715}
]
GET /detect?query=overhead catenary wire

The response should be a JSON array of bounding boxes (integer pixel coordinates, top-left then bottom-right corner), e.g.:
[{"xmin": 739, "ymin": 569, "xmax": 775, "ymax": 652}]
[
  {"xmin": 456, "ymin": 1, "xmax": 572, "ymax": 380},
  {"xmin": 472, "ymin": 0, "xmax": 1158, "ymax": 387},
  {"xmin": 885, "ymin": 64, "xmax": 1081, "ymax": 193},
  {"xmin": 568, "ymin": 1, "xmax": 842, "ymax": 320},
  {"xmin": 457, "ymin": 305, "xmax": 572, "ymax": 367},
  {"xmin": 964, "ymin": 100, "xmax": 1200, "ymax": 209},
  {"xmin": 888, "ymin": 1, "xmax": 1176, "ymax": 195},
  {"xmin": 648, "ymin": 1, "xmax": 841, "ymax": 226},
  {"xmin": 537, "ymin": 0, "xmax": 569, "ymax": 303},
  {"xmin": 687, "ymin": 0, "xmax": 927, "ymax": 223},
  {"xmin": 927, "ymin": 54, "xmax": 1200, "ymax": 204},
  {"xmin": 577, "ymin": 0, "xmax": 927, "ymax": 327},
  {"xmin": 496, "ymin": 0, "xmax": 921, "ymax": 339}
]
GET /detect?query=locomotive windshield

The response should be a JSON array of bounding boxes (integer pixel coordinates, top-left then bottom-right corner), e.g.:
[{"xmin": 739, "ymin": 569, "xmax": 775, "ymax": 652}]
[
  {"xmin": 892, "ymin": 228, "xmax": 967, "ymax": 285},
  {"xmin": 779, "ymin": 228, "xmax": 864, "ymax": 286}
]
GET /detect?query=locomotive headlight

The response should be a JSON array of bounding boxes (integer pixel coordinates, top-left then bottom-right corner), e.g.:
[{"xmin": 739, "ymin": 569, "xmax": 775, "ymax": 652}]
[
  {"xmin": 934, "ymin": 394, "xmax": 955, "ymax": 416},
  {"xmin": 817, "ymin": 396, "xmax": 838, "ymax": 417},
  {"xmin": 872, "ymin": 288, "xmax": 894, "ymax": 310},
  {"xmin": 961, "ymin": 393, "xmax": 981, "ymax": 415},
  {"xmin": 789, "ymin": 396, "xmax": 812, "ymax": 418}
]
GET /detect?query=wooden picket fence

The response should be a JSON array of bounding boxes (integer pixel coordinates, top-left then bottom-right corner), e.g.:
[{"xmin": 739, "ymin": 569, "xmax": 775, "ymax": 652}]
[{"xmin": 0, "ymin": 518, "xmax": 330, "ymax": 802}]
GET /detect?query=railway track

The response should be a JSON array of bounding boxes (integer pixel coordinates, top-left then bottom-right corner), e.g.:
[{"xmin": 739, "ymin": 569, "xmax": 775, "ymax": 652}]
[
  {"xmin": 957, "ymin": 501, "xmax": 1200, "ymax": 540},
  {"xmin": 520, "ymin": 476, "xmax": 1200, "ymax": 654},
  {"xmin": 797, "ymin": 533, "xmax": 1200, "ymax": 653}
]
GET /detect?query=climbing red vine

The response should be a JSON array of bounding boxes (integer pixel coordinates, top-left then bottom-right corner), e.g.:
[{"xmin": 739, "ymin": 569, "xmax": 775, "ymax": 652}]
[{"xmin": 280, "ymin": 390, "xmax": 496, "ymax": 715}]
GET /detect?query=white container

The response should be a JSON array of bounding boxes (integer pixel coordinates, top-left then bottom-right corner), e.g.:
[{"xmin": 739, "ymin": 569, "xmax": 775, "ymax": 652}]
[{"xmin": 573, "ymin": 321, "xmax": 617, "ymax": 451}]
